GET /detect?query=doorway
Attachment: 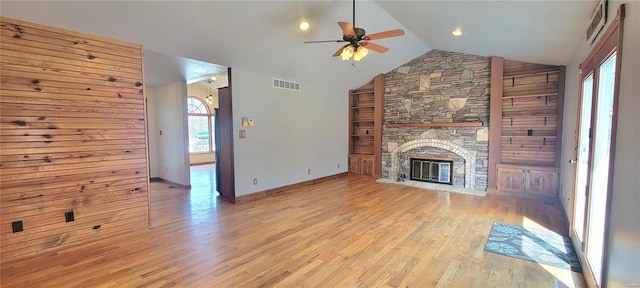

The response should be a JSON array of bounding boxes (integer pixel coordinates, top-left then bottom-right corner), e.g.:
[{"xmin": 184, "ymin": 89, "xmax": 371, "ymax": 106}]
[
  {"xmin": 570, "ymin": 7, "xmax": 624, "ymax": 287},
  {"xmin": 187, "ymin": 72, "xmax": 229, "ymax": 167},
  {"xmin": 185, "ymin": 69, "xmax": 235, "ymax": 202}
]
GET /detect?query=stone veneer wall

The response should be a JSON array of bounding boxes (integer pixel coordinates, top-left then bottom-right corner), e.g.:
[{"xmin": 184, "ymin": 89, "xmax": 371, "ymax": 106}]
[{"xmin": 382, "ymin": 50, "xmax": 490, "ymax": 190}]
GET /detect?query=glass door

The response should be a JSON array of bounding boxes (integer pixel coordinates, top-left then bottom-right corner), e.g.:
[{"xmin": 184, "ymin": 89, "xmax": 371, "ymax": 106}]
[
  {"xmin": 572, "ymin": 73, "xmax": 593, "ymax": 244},
  {"xmin": 570, "ymin": 7, "xmax": 623, "ymax": 286},
  {"xmin": 585, "ymin": 52, "xmax": 617, "ymax": 283},
  {"xmin": 571, "ymin": 50, "xmax": 619, "ymax": 287}
]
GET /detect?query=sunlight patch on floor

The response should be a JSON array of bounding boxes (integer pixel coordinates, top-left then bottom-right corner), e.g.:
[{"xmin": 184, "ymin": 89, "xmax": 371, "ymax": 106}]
[{"xmin": 522, "ymin": 217, "xmax": 585, "ymax": 288}]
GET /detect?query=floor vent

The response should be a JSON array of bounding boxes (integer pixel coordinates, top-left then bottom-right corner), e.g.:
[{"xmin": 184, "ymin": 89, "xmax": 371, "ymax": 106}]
[{"xmin": 273, "ymin": 78, "xmax": 301, "ymax": 92}]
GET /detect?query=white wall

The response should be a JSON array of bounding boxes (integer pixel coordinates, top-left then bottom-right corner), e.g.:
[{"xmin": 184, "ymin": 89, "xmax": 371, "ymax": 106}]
[
  {"xmin": 560, "ymin": 2, "xmax": 639, "ymax": 287},
  {"xmin": 146, "ymin": 87, "xmax": 159, "ymax": 178},
  {"xmin": 154, "ymin": 81, "xmax": 191, "ymax": 186},
  {"xmin": 231, "ymin": 67, "xmax": 349, "ymax": 196}
]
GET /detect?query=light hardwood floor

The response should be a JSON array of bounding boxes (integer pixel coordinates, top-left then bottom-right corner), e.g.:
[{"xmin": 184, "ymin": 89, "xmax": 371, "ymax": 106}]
[{"xmin": 1, "ymin": 170, "xmax": 585, "ymax": 287}]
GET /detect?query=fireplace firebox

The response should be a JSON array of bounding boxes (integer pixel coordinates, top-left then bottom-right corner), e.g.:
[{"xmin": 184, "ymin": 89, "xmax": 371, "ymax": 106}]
[{"xmin": 409, "ymin": 157, "xmax": 453, "ymax": 185}]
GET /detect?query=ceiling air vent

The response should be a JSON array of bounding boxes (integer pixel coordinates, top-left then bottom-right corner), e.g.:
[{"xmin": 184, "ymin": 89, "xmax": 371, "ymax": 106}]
[{"xmin": 273, "ymin": 78, "xmax": 301, "ymax": 92}]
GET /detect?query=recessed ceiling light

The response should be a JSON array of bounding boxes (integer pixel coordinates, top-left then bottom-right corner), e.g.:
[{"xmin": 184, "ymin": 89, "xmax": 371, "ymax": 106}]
[
  {"xmin": 298, "ymin": 21, "xmax": 311, "ymax": 31},
  {"xmin": 452, "ymin": 28, "xmax": 463, "ymax": 37}
]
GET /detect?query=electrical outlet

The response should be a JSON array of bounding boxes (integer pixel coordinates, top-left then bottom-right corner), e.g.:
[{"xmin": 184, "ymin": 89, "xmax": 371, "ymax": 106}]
[
  {"xmin": 307, "ymin": 169, "xmax": 311, "ymax": 175},
  {"xmin": 337, "ymin": 163, "xmax": 340, "ymax": 169},
  {"xmin": 11, "ymin": 221, "xmax": 23, "ymax": 233},
  {"xmin": 253, "ymin": 178, "xmax": 257, "ymax": 185},
  {"xmin": 65, "ymin": 211, "xmax": 75, "ymax": 222}
]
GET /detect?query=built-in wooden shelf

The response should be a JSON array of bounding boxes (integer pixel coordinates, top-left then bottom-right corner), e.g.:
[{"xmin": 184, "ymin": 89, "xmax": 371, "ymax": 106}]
[
  {"xmin": 503, "ymin": 70, "xmax": 559, "ymax": 79},
  {"xmin": 350, "ymin": 90, "xmax": 375, "ymax": 95},
  {"xmin": 502, "ymin": 93, "xmax": 559, "ymax": 99},
  {"xmin": 487, "ymin": 57, "xmax": 565, "ymax": 198},
  {"xmin": 384, "ymin": 122, "xmax": 483, "ymax": 128},
  {"xmin": 500, "ymin": 135, "xmax": 557, "ymax": 139},
  {"xmin": 349, "ymin": 74, "xmax": 383, "ymax": 177}
]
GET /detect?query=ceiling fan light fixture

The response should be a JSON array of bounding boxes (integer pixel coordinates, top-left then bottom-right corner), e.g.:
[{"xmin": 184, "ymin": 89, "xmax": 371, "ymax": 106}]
[
  {"xmin": 206, "ymin": 80, "xmax": 214, "ymax": 105},
  {"xmin": 304, "ymin": 0, "xmax": 403, "ymax": 62},
  {"xmin": 341, "ymin": 45, "xmax": 354, "ymax": 61},
  {"xmin": 354, "ymin": 46, "xmax": 368, "ymax": 61}
]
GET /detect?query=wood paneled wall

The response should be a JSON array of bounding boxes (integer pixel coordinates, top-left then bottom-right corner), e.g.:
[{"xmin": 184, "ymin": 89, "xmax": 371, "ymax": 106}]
[
  {"xmin": 0, "ymin": 17, "xmax": 149, "ymax": 262},
  {"xmin": 500, "ymin": 60, "xmax": 563, "ymax": 166}
]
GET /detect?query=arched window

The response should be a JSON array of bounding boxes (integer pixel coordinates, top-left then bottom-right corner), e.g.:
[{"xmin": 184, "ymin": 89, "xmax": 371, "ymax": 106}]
[{"xmin": 187, "ymin": 97, "xmax": 213, "ymax": 153}]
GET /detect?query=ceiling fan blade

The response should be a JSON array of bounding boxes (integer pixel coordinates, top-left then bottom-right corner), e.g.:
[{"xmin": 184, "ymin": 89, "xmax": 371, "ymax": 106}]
[
  {"xmin": 361, "ymin": 42, "xmax": 389, "ymax": 53},
  {"xmin": 338, "ymin": 22, "xmax": 356, "ymax": 38},
  {"xmin": 333, "ymin": 44, "xmax": 350, "ymax": 57},
  {"xmin": 304, "ymin": 40, "xmax": 347, "ymax": 44},
  {"xmin": 363, "ymin": 29, "xmax": 405, "ymax": 41}
]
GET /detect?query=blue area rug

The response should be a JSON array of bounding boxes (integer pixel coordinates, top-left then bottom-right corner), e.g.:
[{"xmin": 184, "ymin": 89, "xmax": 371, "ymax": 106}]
[{"xmin": 484, "ymin": 221, "xmax": 582, "ymax": 273}]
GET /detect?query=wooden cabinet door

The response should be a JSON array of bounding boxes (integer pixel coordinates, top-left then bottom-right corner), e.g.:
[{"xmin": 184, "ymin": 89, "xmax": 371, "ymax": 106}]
[
  {"xmin": 361, "ymin": 157, "xmax": 375, "ymax": 176},
  {"xmin": 527, "ymin": 170, "xmax": 559, "ymax": 196},
  {"xmin": 348, "ymin": 156, "xmax": 361, "ymax": 174},
  {"xmin": 496, "ymin": 167, "xmax": 526, "ymax": 193}
]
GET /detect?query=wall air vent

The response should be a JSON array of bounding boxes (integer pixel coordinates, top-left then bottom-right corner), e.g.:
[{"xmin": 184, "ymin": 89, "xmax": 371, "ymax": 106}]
[{"xmin": 273, "ymin": 78, "xmax": 301, "ymax": 92}]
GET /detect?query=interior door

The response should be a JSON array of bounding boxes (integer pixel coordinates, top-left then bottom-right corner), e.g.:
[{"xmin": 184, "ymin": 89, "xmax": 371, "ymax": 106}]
[
  {"xmin": 215, "ymin": 68, "xmax": 236, "ymax": 202},
  {"xmin": 214, "ymin": 108, "xmax": 221, "ymax": 194}
]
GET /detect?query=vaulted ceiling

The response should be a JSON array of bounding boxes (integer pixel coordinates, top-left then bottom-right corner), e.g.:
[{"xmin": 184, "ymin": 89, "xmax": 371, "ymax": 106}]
[{"xmin": 1, "ymin": 1, "xmax": 597, "ymax": 89}]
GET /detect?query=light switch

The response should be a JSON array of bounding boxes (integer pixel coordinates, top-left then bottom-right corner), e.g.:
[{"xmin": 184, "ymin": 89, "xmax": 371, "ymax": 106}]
[
  {"xmin": 239, "ymin": 130, "xmax": 246, "ymax": 138},
  {"xmin": 248, "ymin": 119, "xmax": 254, "ymax": 127}
]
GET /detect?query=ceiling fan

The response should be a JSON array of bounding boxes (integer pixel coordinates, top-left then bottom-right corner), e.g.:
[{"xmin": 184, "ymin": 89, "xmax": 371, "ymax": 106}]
[{"xmin": 304, "ymin": 0, "xmax": 405, "ymax": 61}]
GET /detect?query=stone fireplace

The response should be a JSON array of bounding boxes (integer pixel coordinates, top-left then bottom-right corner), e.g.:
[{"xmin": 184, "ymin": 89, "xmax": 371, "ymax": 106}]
[
  {"xmin": 381, "ymin": 50, "xmax": 490, "ymax": 191},
  {"xmin": 389, "ymin": 138, "xmax": 477, "ymax": 189}
]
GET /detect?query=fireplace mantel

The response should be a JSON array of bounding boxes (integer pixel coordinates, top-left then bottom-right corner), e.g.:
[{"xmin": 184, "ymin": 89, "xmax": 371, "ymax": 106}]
[{"xmin": 384, "ymin": 122, "xmax": 483, "ymax": 128}]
